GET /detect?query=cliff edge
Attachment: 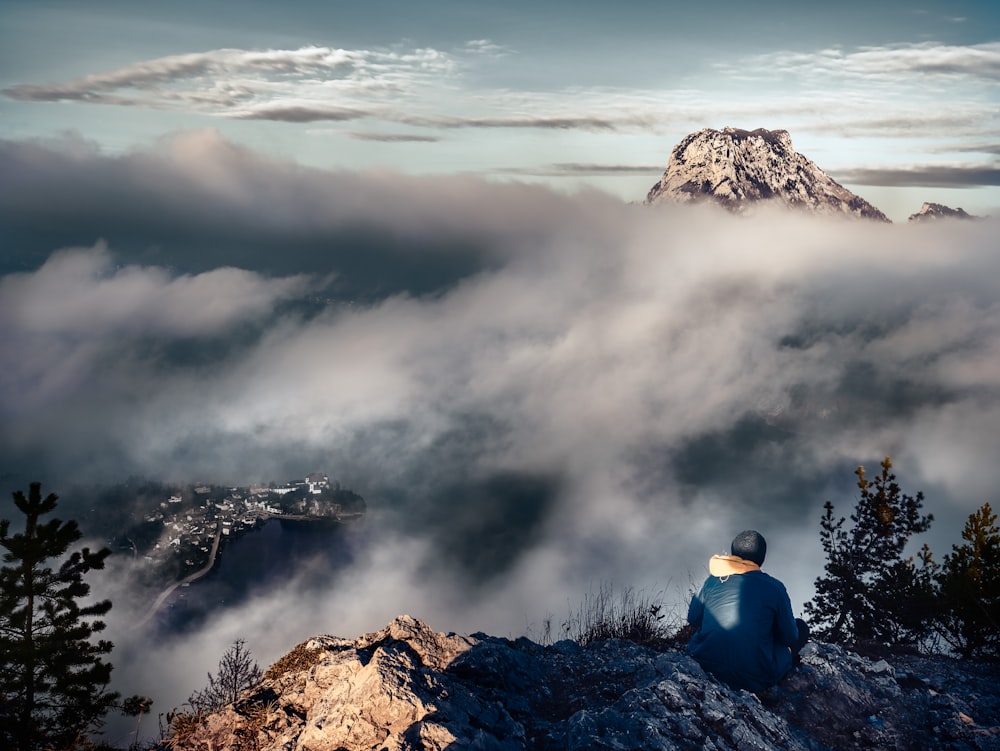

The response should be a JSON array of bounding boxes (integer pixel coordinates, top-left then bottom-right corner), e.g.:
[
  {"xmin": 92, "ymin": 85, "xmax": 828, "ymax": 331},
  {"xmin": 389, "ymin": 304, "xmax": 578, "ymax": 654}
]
[{"xmin": 165, "ymin": 615, "xmax": 999, "ymax": 750}]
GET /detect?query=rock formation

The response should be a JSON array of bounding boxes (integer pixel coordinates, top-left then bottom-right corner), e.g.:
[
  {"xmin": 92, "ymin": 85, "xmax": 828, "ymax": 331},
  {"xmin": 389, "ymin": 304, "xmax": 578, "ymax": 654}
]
[
  {"xmin": 645, "ymin": 127, "xmax": 890, "ymax": 222},
  {"xmin": 908, "ymin": 202, "xmax": 977, "ymax": 222},
  {"xmin": 165, "ymin": 615, "xmax": 1000, "ymax": 751}
]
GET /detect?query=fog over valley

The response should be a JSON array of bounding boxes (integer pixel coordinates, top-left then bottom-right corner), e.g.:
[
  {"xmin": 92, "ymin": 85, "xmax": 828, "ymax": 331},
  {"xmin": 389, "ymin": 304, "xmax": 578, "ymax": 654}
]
[{"xmin": 2, "ymin": 131, "xmax": 999, "ymax": 723}]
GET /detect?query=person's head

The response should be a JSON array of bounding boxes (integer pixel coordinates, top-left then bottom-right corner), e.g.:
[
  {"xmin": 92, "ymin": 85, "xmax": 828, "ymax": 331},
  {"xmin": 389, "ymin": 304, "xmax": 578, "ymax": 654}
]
[{"xmin": 731, "ymin": 530, "xmax": 766, "ymax": 566}]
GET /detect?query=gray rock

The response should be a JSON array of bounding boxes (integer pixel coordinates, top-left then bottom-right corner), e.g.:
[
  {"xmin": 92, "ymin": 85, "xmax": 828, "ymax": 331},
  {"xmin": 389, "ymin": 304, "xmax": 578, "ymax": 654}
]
[
  {"xmin": 645, "ymin": 127, "xmax": 890, "ymax": 222},
  {"xmin": 907, "ymin": 202, "xmax": 978, "ymax": 222},
  {"xmin": 166, "ymin": 615, "xmax": 1000, "ymax": 751}
]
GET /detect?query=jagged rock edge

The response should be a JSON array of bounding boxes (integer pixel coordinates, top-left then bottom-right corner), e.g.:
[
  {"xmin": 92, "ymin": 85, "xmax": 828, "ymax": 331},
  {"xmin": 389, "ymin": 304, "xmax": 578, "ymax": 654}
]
[{"xmin": 167, "ymin": 615, "xmax": 1000, "ymax": 751}]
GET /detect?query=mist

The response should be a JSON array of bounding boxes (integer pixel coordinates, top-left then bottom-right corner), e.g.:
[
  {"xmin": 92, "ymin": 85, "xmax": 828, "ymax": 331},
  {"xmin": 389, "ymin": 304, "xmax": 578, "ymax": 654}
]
[{"xmin": 2, "ymin": 130, "xmax": 999, "ymax": 735}]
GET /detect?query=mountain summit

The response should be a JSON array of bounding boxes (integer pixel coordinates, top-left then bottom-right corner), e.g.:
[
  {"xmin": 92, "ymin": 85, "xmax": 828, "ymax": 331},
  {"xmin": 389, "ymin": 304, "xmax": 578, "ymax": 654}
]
[
  {"xmin": 907, "ymin": 202, "xmax": 977, "ymax": 222},
  {"xmin": 645, "ymin": 127, "xmax": 890, "ymax": 222}
]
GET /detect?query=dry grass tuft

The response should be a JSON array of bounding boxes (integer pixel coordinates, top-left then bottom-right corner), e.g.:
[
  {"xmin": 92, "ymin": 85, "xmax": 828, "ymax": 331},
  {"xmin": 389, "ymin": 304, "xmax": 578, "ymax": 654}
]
[
  {"xmin": 263, "ymin": 641, "xmax": 324, "ymax": 682},
  {"xmin": 564, "ymin": 581, "xmax": 688, "ymax": 649}
]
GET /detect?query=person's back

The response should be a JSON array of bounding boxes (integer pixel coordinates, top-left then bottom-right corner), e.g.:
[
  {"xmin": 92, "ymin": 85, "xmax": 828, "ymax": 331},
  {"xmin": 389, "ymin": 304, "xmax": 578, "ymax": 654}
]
[{"xmin": 686, "ymin": 530, "xmax": 807, "ymax": 693}]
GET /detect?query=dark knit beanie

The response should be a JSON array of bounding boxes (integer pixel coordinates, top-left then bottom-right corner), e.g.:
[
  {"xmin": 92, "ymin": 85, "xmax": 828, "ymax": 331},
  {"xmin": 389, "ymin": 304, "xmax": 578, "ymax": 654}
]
[{"xmin": 731, "ymin": 530, "xmax": 767, "ymax": 566}]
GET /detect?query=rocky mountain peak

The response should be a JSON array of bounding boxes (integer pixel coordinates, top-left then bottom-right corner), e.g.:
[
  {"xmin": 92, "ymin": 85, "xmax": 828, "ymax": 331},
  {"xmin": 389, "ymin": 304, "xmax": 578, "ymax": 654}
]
[
  {"xmin": 645, "ymin": 126, "xmax": 890, "ymax": 222},
  {"xmin": 165, "ymin": 615, "xmax": 1000, "ymax": 751},
  {"xmin": 908, "ymin": 202, "xmax": 977, "ymax": 222}
]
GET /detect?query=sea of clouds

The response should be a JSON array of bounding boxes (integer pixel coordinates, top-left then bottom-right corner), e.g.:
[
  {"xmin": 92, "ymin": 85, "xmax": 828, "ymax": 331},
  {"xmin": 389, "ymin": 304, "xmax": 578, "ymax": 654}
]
[{"xmin": 2, "ymin": 129, "xmax": 999, "ymax": 736}]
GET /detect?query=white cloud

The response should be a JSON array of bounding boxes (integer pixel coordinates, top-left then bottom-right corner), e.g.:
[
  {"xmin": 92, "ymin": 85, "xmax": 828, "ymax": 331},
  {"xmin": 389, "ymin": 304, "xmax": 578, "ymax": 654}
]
[
  {"xmin": 5, "ymin": 135, "xmax": 1000, "ymax": 728},
  {"xmin": 0, "ymin": 242, "xmax": 309, "ymax": 412},
  {"xmin": 2, "ymin": 45, "xmax": 456, "ymax": 116},
  {"xmin": 734, "ymin": 41, "xmax": 1000, "ymax": 82},
  {"xmin": 0, "ymin": 243, "xmax": 306, "ymax": 336},
  {"xmin": 6, "ymin": 40, "xmax": 995, "ymax": 150},
  {"xmin": 705, "ymin": 42, "xmax": 1000, "ymax": 148}
]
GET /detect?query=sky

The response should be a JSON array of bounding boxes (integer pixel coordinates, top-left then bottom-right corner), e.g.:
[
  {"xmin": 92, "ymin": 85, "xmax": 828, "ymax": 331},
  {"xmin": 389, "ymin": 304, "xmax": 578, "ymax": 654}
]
[
  {"xmin": 2, "ymin": 1, "xmax": 1000, "ymax": 742},
  {"xmin": 2, "ymin": 0, "xmax": 999, "ymax": 221}
]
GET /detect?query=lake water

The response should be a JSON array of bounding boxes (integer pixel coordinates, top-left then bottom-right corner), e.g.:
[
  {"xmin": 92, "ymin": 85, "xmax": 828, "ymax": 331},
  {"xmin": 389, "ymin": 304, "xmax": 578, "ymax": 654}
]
[{"xmin": 156, "ymin": 517, "xmax": 364, "ymax": 634}]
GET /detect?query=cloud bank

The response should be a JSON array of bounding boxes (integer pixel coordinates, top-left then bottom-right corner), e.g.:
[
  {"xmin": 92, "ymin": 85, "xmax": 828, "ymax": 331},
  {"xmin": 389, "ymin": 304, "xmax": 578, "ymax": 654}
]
[{"xmin": 2, "ymin": 132, "xmax": 1000, "ymax": 729}]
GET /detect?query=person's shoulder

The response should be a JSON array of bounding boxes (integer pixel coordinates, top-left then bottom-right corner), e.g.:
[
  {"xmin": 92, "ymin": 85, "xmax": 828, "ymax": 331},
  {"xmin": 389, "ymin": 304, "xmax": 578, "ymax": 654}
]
[{"xmin": 752, "ymin": 570, "xmax": 789, "ymax": 591}]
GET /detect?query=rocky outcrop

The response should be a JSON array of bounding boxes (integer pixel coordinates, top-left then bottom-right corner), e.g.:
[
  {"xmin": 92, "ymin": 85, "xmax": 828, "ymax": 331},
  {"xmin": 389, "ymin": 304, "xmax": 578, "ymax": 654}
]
[
  {"xmin": 908, "ymin": 202, "xmax": 978, "ymax": 222},
  {"xmin": 166, "ymin": 615, "xmax": 1000, "ymax": 751},
  {"xmin": 645, "ymin": 127, "xmax": 890, "ymax": 222}
]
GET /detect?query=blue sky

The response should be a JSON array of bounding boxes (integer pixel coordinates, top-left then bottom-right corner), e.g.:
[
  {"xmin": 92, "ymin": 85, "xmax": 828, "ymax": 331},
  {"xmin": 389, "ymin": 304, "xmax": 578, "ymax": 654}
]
[{"xmin": 2, "ymin": 0, "xmax": 998, "ymax": 220}]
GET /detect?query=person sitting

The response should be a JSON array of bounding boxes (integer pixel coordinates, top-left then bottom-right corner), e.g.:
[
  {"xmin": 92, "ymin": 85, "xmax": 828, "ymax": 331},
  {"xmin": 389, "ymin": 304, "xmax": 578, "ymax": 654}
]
[{"xmin": 686, "ymin": 529, "xmax": 809, "ymax": 693}]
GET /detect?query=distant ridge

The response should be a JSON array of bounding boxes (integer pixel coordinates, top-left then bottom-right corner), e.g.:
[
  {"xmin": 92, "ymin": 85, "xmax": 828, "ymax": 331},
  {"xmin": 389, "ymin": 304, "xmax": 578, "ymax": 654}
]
[
  {"xmin": 645, "ymin": 127, "xmax": 890, "ymax": 222},
  {"xmin": 907, "ymin": 202, "xmax": 977, "ymax": 223}
]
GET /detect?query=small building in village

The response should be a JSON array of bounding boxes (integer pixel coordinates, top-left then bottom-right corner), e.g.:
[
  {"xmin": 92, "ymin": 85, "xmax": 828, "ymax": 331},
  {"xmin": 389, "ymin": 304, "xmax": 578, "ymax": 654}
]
[{"xmin": 306, "ymin": 472, "xmax": 330, "ymax": 494}]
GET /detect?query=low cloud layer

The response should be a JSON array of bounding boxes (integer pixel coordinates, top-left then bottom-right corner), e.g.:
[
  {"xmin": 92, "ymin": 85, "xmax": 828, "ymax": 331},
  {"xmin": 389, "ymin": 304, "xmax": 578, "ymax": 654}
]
[
  {"xmin": 3, "ymin": 132, "xmax": 1000, "ymax": 730},
  {"xmin": 0, "ymin": 130, "xmax": 583, "ymax": 288}
]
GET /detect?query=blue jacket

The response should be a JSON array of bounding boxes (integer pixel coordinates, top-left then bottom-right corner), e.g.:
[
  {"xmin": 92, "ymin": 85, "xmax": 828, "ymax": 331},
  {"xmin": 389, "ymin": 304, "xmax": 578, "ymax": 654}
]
[{"xmin": 687, "ymin": 555, "xmax": 800, "ymax": 692}]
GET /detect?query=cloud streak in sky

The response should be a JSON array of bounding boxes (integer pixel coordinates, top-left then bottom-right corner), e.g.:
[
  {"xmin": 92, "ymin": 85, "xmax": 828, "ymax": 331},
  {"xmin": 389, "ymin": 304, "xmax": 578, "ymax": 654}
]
[
  {"xmin": 729, "ymin": 41, "xmax": 1000, "ymax": 82},
  {"xmin": 494, "ymin": 163, "xmax": 664, "ymax": 178},
  {"xmin": 834, "ymin": 164, "xmax": 1000, "ymax": 188},
  {"xmin": 4, "ymin": 41, "xmax": 996, "ymax": 149},
  {"xmin": 345, "ymin": 131, "xmax": 442, "ymax": 143},
  {"xmin": 799, "ymin": 112, "xmax": 997, "ymax": 139},
  {"xmin": 3, "ymin": 45, "xmax": 455, "ymax": 105}
]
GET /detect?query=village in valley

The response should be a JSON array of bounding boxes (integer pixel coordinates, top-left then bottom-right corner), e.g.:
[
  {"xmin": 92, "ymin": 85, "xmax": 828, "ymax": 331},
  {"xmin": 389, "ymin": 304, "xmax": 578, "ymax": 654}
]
[{"xmin": 122, "ymin": 472, "xmax": 366, "ymax": 585}]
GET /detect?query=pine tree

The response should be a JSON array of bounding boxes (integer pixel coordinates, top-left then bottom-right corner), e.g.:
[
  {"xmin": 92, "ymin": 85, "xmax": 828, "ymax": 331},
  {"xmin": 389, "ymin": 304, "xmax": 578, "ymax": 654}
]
[
  {"xmin": 0, "ymin": 483, "xmax": 119, "ymax": 751},
  {"xmin": 934, "ymin": 502, "xmax": 1000, "ymax": 659},
  {"xmin": 187, "ymin": 638, "xmax": 262, "ymax": 713},
  {"xmin": 804, "ymin": 457, "xmax": 934, "ymax": 648}
]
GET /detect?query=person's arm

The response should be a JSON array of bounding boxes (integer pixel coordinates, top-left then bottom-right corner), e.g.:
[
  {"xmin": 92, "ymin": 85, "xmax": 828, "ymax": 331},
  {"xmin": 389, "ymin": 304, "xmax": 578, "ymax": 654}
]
[
  {"xmin": 687, "ymin": 585, "xmax": 705, "ymax": 628},
  {"xmin": 773, "ymin": 582, "xmax": 799, "ymax": 647}
]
